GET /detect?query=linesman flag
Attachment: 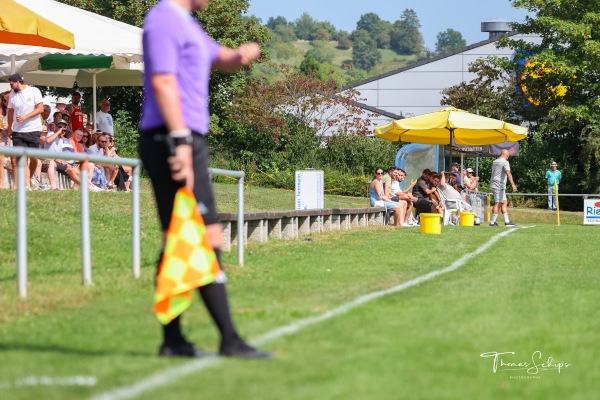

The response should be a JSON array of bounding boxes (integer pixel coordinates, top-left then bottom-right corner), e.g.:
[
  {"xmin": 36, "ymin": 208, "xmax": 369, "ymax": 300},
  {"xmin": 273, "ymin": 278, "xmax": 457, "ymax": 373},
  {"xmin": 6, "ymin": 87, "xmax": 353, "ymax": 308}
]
[{"xmin": 154, "ymin": 187, "xmax": 221, "ymax": 325}]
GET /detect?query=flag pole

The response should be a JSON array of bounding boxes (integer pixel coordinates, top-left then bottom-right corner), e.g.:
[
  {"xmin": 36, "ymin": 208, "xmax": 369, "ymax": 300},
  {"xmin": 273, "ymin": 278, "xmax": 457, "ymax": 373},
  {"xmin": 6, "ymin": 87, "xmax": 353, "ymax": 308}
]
[{"xmin": 554, "ymin": 181, "xmax": 560, "ymax": 226}]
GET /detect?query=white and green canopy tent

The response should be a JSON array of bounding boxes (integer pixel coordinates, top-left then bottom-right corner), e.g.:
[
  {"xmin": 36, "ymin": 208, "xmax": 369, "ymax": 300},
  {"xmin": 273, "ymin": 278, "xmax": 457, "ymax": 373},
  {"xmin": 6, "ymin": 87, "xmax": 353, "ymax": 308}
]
[{"xmin": 0, "ymin": 0, "xmax": 143, "ymax": 121}]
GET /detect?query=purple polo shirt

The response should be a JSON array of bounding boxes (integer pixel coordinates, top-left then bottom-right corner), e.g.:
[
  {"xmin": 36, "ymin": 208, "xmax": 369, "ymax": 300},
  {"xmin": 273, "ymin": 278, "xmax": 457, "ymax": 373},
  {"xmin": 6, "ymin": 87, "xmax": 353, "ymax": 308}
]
[{"xmin": 140, "ymin": 1, "xmax": 222, "ymax": 134}]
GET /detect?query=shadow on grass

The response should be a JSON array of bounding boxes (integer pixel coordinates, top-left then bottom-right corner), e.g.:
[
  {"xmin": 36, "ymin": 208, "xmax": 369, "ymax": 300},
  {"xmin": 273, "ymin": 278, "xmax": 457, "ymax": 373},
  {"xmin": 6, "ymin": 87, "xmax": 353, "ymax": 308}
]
[{"xmin": 0, "ymin": 342, "xmax": 151, "ymax": 358}]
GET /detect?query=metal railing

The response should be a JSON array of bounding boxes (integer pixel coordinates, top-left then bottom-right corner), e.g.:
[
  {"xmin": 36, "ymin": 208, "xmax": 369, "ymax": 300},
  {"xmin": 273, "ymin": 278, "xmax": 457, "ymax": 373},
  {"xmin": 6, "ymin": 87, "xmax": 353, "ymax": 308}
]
[
  {"xmin": 1, "ymin": 146, "xmax": 141, "ymax": 298},
  {"xmin": 208, "ymin": 168, "xmax": 245, "ymax": 268},
  {"xmin": 463, "ymin": 189, "xmax": 600, "ymax": 221},
  {"xmin": 1, "ymin": 147, "xmax": 246, "ymax": 298}
]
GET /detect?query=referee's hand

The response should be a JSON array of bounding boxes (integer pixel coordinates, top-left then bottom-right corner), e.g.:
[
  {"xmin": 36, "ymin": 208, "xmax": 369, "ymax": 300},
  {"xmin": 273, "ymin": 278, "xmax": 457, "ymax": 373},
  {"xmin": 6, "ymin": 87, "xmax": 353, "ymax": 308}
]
[{"xmin": 167, "ymin": 144, "xmax": 194, "ymax": 189}]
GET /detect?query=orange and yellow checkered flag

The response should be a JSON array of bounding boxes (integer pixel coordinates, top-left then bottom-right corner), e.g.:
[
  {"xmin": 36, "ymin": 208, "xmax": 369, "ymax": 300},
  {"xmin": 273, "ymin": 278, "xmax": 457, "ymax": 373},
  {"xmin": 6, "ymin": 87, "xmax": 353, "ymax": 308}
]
[{"xmin": 154, "ymin": 187, "xmax": 221, "ymax": 325}]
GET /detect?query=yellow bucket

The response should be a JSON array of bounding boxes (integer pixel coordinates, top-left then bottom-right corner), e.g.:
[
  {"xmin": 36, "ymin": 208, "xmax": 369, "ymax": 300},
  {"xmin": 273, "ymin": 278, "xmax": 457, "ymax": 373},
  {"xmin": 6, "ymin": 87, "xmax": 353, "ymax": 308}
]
[
  {"xmin": 459, "ymin": 211, "xmax": 475, "ymax": 226},
  {"xmin": 420, "ymin": 213, "xmax": 442, "ymax": 234}
]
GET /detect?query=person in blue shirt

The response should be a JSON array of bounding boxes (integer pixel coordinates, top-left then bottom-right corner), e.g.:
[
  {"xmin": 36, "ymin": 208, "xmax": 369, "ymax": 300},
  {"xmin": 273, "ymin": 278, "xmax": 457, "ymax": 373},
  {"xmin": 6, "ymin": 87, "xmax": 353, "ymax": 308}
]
[{"xmin": 545, "ymin": 162, "xmax": 562, "ymax": 210}]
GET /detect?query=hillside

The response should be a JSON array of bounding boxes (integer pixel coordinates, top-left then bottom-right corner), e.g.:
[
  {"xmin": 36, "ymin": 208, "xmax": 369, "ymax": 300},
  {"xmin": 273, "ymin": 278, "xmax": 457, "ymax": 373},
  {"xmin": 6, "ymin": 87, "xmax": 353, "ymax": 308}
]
[{"xmin": 255, "ymin": 39, "xmax": 419, "ymax": 85}]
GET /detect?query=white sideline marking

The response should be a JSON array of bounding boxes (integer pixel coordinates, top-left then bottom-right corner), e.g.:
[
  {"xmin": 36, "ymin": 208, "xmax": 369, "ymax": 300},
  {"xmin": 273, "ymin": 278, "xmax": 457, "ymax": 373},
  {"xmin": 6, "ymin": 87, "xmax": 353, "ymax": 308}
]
[{"xmin": 90, "ymin": 228, "xmax": 522, "ymax": 400}]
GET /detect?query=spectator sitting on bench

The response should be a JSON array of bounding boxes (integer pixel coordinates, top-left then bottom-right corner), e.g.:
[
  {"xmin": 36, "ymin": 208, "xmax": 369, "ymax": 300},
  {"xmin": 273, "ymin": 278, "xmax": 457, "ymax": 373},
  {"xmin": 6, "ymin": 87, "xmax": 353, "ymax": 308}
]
[
  {"xmin": 412, "ymin": 169, "xmax": 443, "ymax": 215},
  {"xmin": 370, "ymin": 167, "xmax": 406, "ymax": 227},
  {"xmin": 381, "ymin": 165, "xmax": 397, "ymax": 197},
  {"xmin": 71, "ymin": 128, "xmax": 99, "ymax": 189},
  {"xmin": 88, "ymin": 133, "xmax": 117, "ymax": 189},
  {"xmin": 45, "ymin": 119, "xmax": 101, "ymax": 192},
  {"xmin": 389, "ymin": 168, "xmax": 418, "ymax": 226},
  {"xmin": 106, "ymin": 136, "xmax": 132, "ymax": 191}
]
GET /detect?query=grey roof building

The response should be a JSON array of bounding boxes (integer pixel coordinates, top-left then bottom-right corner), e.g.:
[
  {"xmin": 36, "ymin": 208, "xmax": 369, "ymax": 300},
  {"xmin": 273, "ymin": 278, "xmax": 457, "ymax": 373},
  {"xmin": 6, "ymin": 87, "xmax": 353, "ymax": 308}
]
[{"xmin": 333, "ymin": 25, "xmax": 541, "ymax": 135}]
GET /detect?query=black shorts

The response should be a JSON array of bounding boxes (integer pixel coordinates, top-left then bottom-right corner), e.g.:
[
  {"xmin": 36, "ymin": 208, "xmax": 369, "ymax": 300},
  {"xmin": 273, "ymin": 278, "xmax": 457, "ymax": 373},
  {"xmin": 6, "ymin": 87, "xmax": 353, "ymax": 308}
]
[
  {"xmin": 12, "ymin": 131, "xmax": 41, "ymax": 148},
  {"xmin": 413, "ymin": 198, "xmax": 435, "ymax": 212},
  {"xmin": 138, "ymin": 129, "xmax": 219, "ymax": 231},
  {"xmin": 56, "ymin": 164, "xmax": 69, "ymax": 175}
]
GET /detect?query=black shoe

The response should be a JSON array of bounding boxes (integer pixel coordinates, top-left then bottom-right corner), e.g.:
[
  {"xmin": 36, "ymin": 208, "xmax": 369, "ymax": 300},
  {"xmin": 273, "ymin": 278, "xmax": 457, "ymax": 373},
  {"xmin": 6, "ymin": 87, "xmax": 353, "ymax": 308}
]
[
  {"xmin": 489, "ymin": 222, "xmax": 499, "ymax": 227},
  {"xmin": 505, "ymin": 221, "xmax": 516, "ymax": 227},
  {"xmin": 159, "ymin": 342, "xmax": 213, "ymax": 358},
  {"xmin": 220, "ymin": 340, "xmax": 272, "ymax": 359}
]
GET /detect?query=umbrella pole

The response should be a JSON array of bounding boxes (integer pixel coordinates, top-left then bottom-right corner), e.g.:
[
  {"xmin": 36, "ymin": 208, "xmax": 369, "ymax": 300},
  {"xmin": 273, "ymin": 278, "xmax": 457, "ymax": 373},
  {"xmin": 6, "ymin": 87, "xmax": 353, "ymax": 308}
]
[
  {"xmin": 11, "ymin": 55, "xmax": 16, "ymax": 74},
  {"xmin": 449, "ymin": 129, "xmax": 453, "ymax": 169},
  {"xmin": 92, "ymin": 73, "xmax": 97, "ymax": 127}
]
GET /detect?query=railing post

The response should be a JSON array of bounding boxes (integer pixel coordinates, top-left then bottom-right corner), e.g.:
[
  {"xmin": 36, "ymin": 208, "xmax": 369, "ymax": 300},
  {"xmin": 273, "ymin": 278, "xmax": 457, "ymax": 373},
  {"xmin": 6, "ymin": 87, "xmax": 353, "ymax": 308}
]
[
  {"xmin": 132, "ymin": 164, "xmax": 141, "ymax": 278},
  {"xmin": 16, "ymin": 153, "xmax": 27, "ymax": 299},
  {"xmin": 80, "ymin": 162, "xmax": 92, "ymax": 285},
  {"xmin": 237, "ymin": 175, "xmax": 245, "ymax": 267}
]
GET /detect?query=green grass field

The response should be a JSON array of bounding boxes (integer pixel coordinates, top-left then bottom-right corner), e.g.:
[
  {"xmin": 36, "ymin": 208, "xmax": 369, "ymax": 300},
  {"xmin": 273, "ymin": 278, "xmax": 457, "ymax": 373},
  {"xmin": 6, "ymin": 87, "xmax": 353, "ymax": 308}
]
[
  {"xmin": 0, "ymin": 182, "xmax": 598, "ymax": 399},
  {"xmin": 286, "ymin": 40, "xmax": 415, "ymax": 73}
]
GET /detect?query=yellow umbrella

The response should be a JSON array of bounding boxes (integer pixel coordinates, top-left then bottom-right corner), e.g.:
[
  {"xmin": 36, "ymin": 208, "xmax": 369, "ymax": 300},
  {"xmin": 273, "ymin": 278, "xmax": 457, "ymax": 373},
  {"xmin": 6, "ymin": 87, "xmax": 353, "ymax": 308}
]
[
  {"xmin": 374, "ymin": 106, "xmax": 527, "ymax": 145},
  {"xmin": 0, "ymin": 0, "xmax": 75, "ymax": 50}
]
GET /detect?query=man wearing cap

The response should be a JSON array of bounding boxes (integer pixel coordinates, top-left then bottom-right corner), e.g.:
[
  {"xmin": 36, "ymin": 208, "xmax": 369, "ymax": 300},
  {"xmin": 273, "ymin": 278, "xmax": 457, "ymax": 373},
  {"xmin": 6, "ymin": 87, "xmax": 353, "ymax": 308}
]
[
  {"xmin": 450, "ymin": 162, "xmax": 463, "ymax": 188},
  {"xmin": 7, "ymin": 73, "xmax": 44, "ymax": 190},
  {"xmin": 96, "ymin": 99, "xmax": 114, "ymax": 136},
  {"xmin": 463, "ymin": 167, "xmax": 479, "ymax": 192},
  {"xmin": 45, "ymin": 118, "xmax": 81, "ymax": 190},
  {"xmin": 545, "ymin": 162, "xmax": 562, "ymax": 211}
]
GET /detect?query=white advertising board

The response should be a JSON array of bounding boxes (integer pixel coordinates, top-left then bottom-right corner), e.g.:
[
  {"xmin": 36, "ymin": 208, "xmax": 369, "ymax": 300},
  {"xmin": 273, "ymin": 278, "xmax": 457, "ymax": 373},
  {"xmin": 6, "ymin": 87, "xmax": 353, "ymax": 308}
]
[
  {"xmin": 295, "ymin": 170, "xmax": 324, "ymax": 210},
  {"xmin": 583, "ymin": 198, "xmax": 600, "ymax": 225}
]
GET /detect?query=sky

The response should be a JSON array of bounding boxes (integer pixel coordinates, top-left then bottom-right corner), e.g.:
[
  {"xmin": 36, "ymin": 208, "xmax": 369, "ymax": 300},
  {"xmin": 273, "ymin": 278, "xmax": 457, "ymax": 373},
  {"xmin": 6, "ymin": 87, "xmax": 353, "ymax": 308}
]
[{"xmin": 247, "ymin": 0, "xmax": 530, "ymax": 49}]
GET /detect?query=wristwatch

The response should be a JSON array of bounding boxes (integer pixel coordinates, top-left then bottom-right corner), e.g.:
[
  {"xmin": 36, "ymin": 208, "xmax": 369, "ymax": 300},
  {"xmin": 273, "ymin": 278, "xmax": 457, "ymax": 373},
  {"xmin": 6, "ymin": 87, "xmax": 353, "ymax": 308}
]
[
  {"xmin": 172, "ymin": 135, "xmax": 193, "ymax": 146},
  {"xmin": 169, "ymin": 128, "xmax": 193, "ymax": 146}
]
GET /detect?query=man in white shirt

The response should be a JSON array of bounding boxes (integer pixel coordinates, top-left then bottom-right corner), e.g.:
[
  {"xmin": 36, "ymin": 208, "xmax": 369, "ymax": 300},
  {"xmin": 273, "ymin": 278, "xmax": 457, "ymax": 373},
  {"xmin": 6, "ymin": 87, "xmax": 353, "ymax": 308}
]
[
  {"xmin": 7, "ymin": 73, "xmax": 43, "ymax": 190},
  {"xmin": 45, "ymin": 118, "xmax": 81, "ymax": 189},
  {"xmin": 439, "ymin": 171, "xmax": 472, "ymax": 210},
  {"xmin": 390, "ymin": 168, "xmax": 418, "ymax": 225},
  {"xmin": 95, "ymin": 99, "xmax": 114, "ymax": 136}
]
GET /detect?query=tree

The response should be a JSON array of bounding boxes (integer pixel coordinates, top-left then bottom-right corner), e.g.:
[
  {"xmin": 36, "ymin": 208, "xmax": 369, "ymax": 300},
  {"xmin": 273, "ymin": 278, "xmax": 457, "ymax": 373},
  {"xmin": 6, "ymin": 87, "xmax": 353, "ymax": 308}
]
[
  {"xmin": 352, "ymin": 29, "xmax": 381, "ymax": 71},
  {"xmin": 57, "ymin": 0, "xmax": 269, "ymax": 131},
  {"xmin": 441, "ymin": 58, "xmax": 523, "ymax": 122},
  {"xmin": 314, "ymin": 21, "xmax": 337, "ymax": 40},
  {"xmin": 60, "ymin": 0, "xmax": 154, "ymax": 27},
  {"xmin": 299, "ymin": 54, "xmax": 321, "ymax": 77},
  {"xmin": 355, "ymin": 13, "xmax": 392, "ymax": 49},
  {"xmin": 266, "ymin": 16, "xmax": 288, "ymax": 30},
  {"xmin": 441, "ymin": 0, "xmax": 600, "ymax": 195},
  {"xmin": 356, "ymin": 13, "xmax": 382, "ymax": 34},
  {"xmin": 502, "ymin": 0, "xmax": 600, "ymax": 193},
  {"xmin": 306, "ymin": 40, "xmax": 335, "ymax": 64},
  {"xmin": 435, "ymin": 28, "xmax": 467, "ymax": 54},
  {"xmin": 272, "ymin": 24, "xmax": 297, "ymax": 43},
  {"xmin": 313, "ymin": 28, "xmax": 331, "ymax": 41},
  {"xmin": 336, "ymin": 32, "xmax": 353, "ymax": 50},
  {"xmin": 390, "ymin": 9, "xmax": 424, "ymax": 55},
  {"xmin": 197, "ymin": 0, "xmax": 270, "ymax": 126},
  {"xmin": 228, "ymin": 64, "xmax": 375, "ymax": 140},
  {"xmin": 56, "ymin": 0, "xmax": 156, "ymax": 122},
  {"xmin": 294, "ymin": 13, "xmax": 317, "ymax": 40}
]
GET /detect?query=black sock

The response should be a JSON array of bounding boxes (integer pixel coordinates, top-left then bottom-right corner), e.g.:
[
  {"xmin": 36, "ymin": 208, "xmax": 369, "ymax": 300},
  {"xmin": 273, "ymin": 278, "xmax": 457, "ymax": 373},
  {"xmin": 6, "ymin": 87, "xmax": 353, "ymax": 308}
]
[
  {"xmin": 213, "ymin": 248, "xmax": 222, "ymax": 269},
  {"xmin": 198, "ymin": 271, "xmax": 240, "ymax": 347},
  {"xmin": 162, "ymin": 315, "xmax": 186, "ymax": 345}
]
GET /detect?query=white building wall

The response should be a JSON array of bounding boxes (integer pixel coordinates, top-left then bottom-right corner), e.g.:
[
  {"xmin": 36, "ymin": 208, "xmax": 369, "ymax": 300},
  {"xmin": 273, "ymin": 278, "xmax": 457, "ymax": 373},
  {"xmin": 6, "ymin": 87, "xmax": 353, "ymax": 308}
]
[{"xmin": 327, "ymin": 34, "xmax": 542, "ymax": 135}]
